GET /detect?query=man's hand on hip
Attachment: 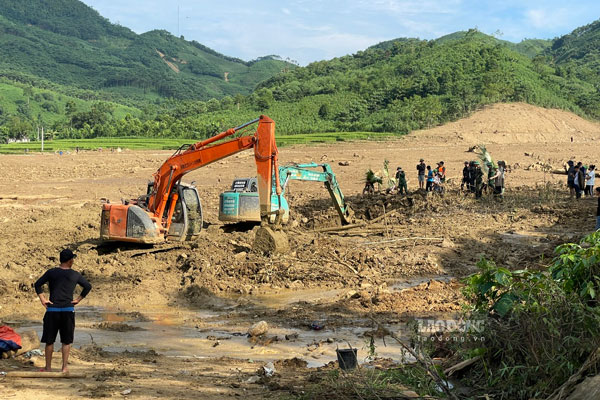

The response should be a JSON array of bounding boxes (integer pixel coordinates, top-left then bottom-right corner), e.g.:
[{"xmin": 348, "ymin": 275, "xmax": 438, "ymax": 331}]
[
  {"xmin": 71, "ymin": 296, "xmax": 83, "ymax": 306},
  {"xmin": 39, "ymin": 295, "xmax": 52, "ymax": 309}
]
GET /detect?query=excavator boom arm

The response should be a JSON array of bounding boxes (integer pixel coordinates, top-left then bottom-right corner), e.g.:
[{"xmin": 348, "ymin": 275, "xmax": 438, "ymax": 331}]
[
  {"xmin": 148, "ymin": 116, "xmax": 280, "ymax": 228},
  {"xmin": 278, "ymin": 163, "xmax": 353, "ymax": 225}
]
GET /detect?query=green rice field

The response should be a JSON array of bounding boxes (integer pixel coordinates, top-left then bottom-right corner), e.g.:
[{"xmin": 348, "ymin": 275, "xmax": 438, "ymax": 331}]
[{"xmin": 0, "ymin": 132, "xmax": 394, "ymax": 154}]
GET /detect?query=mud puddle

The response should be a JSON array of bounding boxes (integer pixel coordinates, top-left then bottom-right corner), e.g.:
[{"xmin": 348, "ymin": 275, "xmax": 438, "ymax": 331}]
[
  {"xmin": 20, "ymin": 306, "xmax": 410, "ymax": 368},
  {"xmin": 19, "ymin": 276, "xmax": 452, "ymax": 367},
  {"xmin": 389, "ymin": 275, "xmax": 455, "ymax": 291},
  {"xmin": 226, "ymin": 287, "xmax": 344, "ymax": 308}
]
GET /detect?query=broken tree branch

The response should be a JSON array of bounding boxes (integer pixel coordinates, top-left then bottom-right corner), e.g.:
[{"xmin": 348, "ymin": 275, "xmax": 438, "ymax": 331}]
[
  {"xmin": 313, "ymin": 209, "xmax": 398, "ymax": 233},
  {"xmin": 389, "ymin": 332, "xmax": 459, "ymax": 400},
  {"xmin": 444, "ymin": 355, "xmax": 482, "ymax": 377},
  {"xmin": 329, "ymin": 254, "xmax": 360, "ymax": 276},
  {"xmin": 359, "ymin": 237, "xmax": 444, "ymax": 246}
]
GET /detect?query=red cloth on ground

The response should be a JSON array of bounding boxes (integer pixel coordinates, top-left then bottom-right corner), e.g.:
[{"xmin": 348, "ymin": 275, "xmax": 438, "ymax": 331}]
[{"xmin": 0, "ymin": 325, "xmax": 22, "ymax": 347}]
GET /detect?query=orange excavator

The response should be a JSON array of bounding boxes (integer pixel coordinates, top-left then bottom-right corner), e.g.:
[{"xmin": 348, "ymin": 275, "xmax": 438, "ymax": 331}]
[{"xmin": 100, "ymin": 116, "xmax": 286, "ymax": 251}]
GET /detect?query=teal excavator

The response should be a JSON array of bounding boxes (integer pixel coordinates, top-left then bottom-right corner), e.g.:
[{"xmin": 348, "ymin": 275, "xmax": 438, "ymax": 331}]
[{"xmin": 219, "ymin": 163, "xmax": 353, "ymax": 225}]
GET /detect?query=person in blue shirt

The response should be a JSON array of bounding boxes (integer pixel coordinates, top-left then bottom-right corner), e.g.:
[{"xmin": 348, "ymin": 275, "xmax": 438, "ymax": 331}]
[{"xmin": 426, "ymin": 165, "xmax": 434, "ymax": 192}]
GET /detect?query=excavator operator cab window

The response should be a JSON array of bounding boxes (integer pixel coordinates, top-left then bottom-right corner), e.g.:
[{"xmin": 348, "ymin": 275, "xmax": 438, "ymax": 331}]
[
  {"xmin": 230, "ymin": 178, "xmax": 258, "ymax": 193},
  {"xmin": 168, "ymin": 184, "xmax": 203, "ymax": 241}
]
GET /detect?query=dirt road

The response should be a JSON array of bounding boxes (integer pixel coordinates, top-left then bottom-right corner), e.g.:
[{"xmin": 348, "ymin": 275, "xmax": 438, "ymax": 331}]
[{"xmin": 1, "ymin": 103, "xmax": 599, "ymax": 398}]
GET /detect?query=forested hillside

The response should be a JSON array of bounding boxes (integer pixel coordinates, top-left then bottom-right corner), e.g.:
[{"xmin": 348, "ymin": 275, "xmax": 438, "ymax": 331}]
[
  {"xmin": 547, "ymin": 19, "xmax": 600, "ymax": 87},
  {"xmin": 0, "ymin": 0, "xmax": 598, "ymax": 144},
  {"xmin": 91, "ymin": 28, "xmax": 594, "ymax": 139},
  {"xmin": 0, "ymin": 0, "xmax": 291, "ymax": 102},
  {"xmin": 247, "ymin": 28, "xmax": 599, "ymax": 134},
  {"xmin": 435, "ymin": 31, "xmax": 552, "ymax": 58}
]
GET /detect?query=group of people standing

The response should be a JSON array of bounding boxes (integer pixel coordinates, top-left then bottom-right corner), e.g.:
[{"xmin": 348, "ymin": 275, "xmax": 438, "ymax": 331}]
[
  {"xmin": 393, "ymin": 158, "xmax": 506, "ymax": 199},
  {"xmin": 461, "ymin": 160, "xmax": 506, "ymax": 199},
  {"xmin": 422, "ymin": 159, "xmax": 446, "ymax": 193},
  {"xmin": 394, "ymin": 159, "xmax": 446, "ymax": 195},
  {"xmin": 566, "ymin": 160, "xmax": 596, "ymax": 199}
]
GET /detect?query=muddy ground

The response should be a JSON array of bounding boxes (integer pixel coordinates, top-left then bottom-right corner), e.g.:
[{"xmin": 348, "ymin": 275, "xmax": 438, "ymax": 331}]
[{"xmin": 1, "ymin": 103, "xmax": 599, "ymax": 398}]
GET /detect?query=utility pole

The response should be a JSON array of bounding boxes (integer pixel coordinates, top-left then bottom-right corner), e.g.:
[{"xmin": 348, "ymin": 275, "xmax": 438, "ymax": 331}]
[{"xmin": 41, "ymin": 126, "xmax": 44, "ymax": 152}]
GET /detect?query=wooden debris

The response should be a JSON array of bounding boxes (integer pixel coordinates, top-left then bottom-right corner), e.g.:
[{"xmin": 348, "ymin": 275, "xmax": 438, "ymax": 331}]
[
  {"xmin": 314, "ymin": 222, "xmax": 368, "ymax": 233},
  {"xmin": 546, "ymin": 347, "xmax": 600, "ymax": 400},
  {"xmin": 389, "ymin": 332, "xmax": 460, "ymax": 400},
  {"xmin": 313, "ymin": 209, "xmax": 397, "ymax": 234},
  {"xmin": 443, "ymin": 356, "xmax": 482, "ymax": 376},
  {"xmin": 328, "ymin": 256, "xmax": 359, "ymax": 276},
  {"xmin": 4, "ymin": 371, "xmax": 87, "ymax": 378},
  {"xmin": 360, "ymin": 237, "xmax": 444, "ymax": 246}
]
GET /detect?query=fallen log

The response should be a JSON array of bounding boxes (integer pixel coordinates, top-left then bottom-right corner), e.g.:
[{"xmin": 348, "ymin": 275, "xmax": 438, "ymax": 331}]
[
  {"xmin": 324, "ymin": 226, "xmax": 387, "ymax": 235},
  {"xmin": 327, "ymin": 229, "xmax": 385, "ymax": 237},
  {"xmin": 444, "ymin": 356, "xmax": 482, "ymax": 376},
  {"xmin": 4, "ymin": 371, "xmax": 87, "ymax": 379},
  {"xmin": 313, "ymin": 209, "xmax": 398, "ymax": 233},
  {"xmin": 360, "ymin": 237, "xmax": 444, "ymax": 246},
  {"xmin": 313, "ymin": 222, "xmax": 368, "ymax": 233},
  {"xmin": 368, "ymin": 209, "xmax": 398, "ymax": 224}
]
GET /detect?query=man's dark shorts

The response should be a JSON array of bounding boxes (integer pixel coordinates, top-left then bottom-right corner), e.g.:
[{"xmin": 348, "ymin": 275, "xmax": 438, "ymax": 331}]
[
  {"xmin": 41, "ymin": 311, "xmax": 75, "ymax": 344},
  {"xmin": 568, "ymin": 181, "xmax": 575, "ymax": 189}
]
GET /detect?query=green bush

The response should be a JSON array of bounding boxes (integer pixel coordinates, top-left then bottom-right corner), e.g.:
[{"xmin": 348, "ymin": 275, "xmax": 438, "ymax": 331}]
[
  {"xmin": 550, "ymin": 231, "xmax": 600, "ymax": 303},
  {"xmin": 459, "ymin": 233, "xmax": 600, "ymax": 399}
]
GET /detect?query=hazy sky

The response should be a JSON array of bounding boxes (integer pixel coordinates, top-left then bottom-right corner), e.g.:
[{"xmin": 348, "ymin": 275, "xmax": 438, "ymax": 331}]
[{"xmin": 81, "ymin": 0, "xmax": 600, "ymax": 65}]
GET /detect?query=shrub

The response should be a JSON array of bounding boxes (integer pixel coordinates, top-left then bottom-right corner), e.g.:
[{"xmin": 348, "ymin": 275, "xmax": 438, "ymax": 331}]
[{"xmin": 460, "ymin": 234, "xmax": 600, "ymax": 399}]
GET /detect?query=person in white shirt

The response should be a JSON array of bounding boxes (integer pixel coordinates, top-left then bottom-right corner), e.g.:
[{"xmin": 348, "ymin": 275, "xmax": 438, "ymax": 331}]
[{"xmin": 586, "ymin": 165, "xmax": 596, "ymax": 197}]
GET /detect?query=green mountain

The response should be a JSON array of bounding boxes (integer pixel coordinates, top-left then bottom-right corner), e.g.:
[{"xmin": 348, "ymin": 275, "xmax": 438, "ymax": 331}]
[
  {"xmin": 548, "ymin": 19, "xmax": 600, "ymax": 86},
  {"xmin": 374, "ymin": 30, "xmax": 552, "ymax": 59},
  {"xmin": 58, "ymin": 28, "xmax": 594, "ymax": 140},
  {"xmin": 0, "ymin": 0, "xmax": 292, "ymax": 102},
  {"xmin": 1, "ymin": 3, "xmax": 598, "ymax": 143},
  {"xmin": 430, "ymin": 30, "xmax": 552, "ymax": 58},
  {"xmin": 242, "ymin": 29, "xmax": 598, "ymax": 134}
]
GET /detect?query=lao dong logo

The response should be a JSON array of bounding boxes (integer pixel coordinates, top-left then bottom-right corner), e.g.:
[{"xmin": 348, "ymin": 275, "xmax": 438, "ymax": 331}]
[{"xmin": 414, "ymin": 318, "xmax": 486, "ymax": 342}]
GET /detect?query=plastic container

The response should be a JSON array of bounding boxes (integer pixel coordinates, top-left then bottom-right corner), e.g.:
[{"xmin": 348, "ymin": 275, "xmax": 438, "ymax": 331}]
[{"xmin": 336, "ymin": 348, "xmax": 358, "ymax": 370}]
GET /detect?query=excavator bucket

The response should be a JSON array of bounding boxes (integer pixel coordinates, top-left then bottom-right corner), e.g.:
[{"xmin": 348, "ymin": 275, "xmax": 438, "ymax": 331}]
[
  {"xmin": 342, "ymin": 206, "xmax": 355, "ymax": 225},
  {"xmin": 253, "ymin": 226, "xmax": 289, "ymax": 255}
]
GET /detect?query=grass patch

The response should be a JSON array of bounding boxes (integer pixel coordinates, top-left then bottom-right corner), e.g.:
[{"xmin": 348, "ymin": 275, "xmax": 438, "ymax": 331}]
[{"xmin": 294, "ymin": 365, "xmax": 441, "ymax": 400}]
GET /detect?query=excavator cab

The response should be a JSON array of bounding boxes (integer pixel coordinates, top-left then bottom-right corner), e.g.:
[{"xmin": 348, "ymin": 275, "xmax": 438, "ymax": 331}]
[
  {"xmin": 219, "ymin": 178, "xmax": 289, "ymax": 224},
  {"xmin": 166, "ymin": 183, "xmax": 203, "ymax": 241},
  {"xmin": 218, "ymin": 163, "xmax": 352, "ymax": 226},
  {"xmin": 101, "ymin": 182, "xmax": 202, "ymax": 244}
]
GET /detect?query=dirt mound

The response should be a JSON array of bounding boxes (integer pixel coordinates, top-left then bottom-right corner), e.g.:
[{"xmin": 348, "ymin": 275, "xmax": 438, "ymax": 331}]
[
  {"xmin": 412, "ymin": 102, "xmax": 600, "ymax": 144},
  {"xmin": 93, "ymin": 322, "xmax": 145, "ymax": 332},
  {"xmin": 344, "ymin": 279, "xmax": 464, "ymax": 314}
]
